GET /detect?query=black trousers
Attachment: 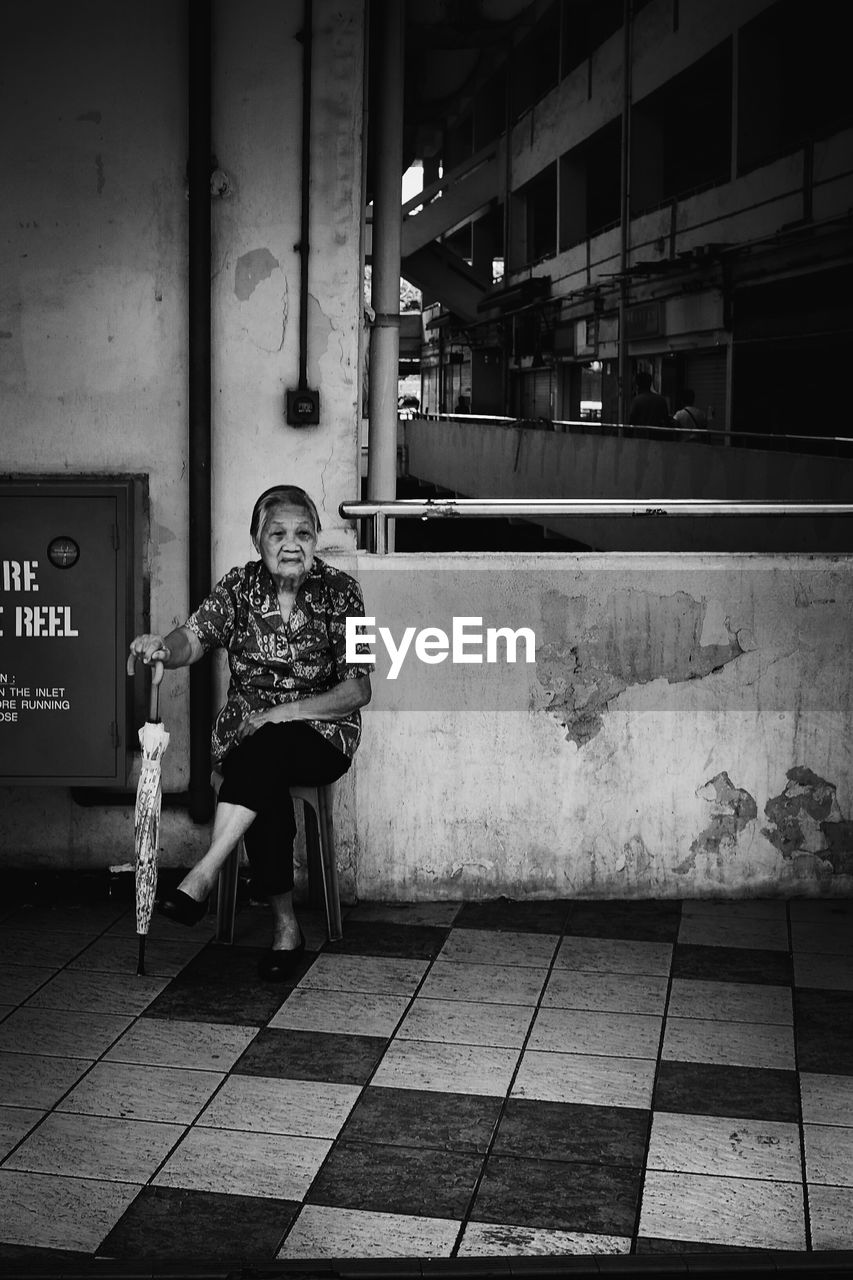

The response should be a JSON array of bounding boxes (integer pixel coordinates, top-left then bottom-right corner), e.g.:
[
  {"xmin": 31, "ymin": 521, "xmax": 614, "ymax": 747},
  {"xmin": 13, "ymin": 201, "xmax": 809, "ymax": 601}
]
[{"xmin": 217, "ymin": 721, "xmax": 351, "ymax": 895}]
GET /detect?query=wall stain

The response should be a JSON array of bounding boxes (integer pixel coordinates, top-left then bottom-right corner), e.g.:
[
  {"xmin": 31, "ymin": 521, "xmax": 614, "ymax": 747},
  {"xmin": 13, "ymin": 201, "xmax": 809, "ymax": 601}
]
[
  {"xmin": 763, "ymin": 766, "xmax": 852, "ymax": 874},
  {"xmin": 534, "ymin": 589, "xmax": 745, "ymax": 746},
  {"xmin": 614, "ymin": 833, "xmax": 652, "ymax": 880},
  {"xmin": 234, "ymin": 248, "xmax": 280, "ymax": 302},
  {"xmin": 793, "ymin": 577, "xmax": 837, "ymax": 608},
  {"xmin": 77, "ymin": 110, "xmax": 102, "ymax": 124},
  {"xmin": 151, "ymin": 521, "xmax": 177, "ymax": 546},
  {"xmin": 306, "ymin": 292, "xmax": 334, "ymax": 388},
  {"xmin": 675, "ymin": 772, "xmax": 758, "ymax": 875}
]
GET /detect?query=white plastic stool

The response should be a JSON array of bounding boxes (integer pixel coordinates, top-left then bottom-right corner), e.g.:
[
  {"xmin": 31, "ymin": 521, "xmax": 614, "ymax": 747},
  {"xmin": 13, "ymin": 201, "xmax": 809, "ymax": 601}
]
[{"xmin": 210, "ymin": 771, "xmax": 342, "ymax": 945}]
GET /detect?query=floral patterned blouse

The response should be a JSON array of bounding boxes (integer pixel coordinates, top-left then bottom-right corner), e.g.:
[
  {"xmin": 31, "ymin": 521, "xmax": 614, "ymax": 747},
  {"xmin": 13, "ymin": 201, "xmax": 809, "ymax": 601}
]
[{"xmin": 184, "ymin": 557, "xmax": 371, "ymax": 764}]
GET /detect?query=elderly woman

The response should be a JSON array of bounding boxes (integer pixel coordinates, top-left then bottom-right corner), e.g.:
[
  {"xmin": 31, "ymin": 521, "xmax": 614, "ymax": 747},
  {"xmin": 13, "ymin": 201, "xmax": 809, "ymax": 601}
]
[{"xmin": 128, "ymin": 485, "xmax": 371, "ymax": 981}]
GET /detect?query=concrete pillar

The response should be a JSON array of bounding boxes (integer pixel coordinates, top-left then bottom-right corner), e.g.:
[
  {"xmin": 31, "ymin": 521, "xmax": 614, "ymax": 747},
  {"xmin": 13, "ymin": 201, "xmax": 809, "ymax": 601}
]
[{"xmin": 366, "ymin": 0, "xmax": 404, "ymax": 509}]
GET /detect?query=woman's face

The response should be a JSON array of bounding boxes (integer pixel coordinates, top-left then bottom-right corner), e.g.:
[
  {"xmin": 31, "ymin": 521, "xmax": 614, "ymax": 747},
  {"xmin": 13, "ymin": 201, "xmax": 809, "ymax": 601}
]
[{"xmin": 257, "ymin": 502, "xmax": 317, "ymax": 583}]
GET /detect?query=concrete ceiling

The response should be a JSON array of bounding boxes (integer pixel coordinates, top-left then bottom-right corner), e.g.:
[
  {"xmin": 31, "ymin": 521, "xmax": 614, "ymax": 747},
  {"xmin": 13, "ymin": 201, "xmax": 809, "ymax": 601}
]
[
  {"xmin": 403, "ymin": 0, "xmax": 539, "ymax": 154},
  {"xmin": 365, "ymin": 0, "xmax": 542, "ymax": 195}
]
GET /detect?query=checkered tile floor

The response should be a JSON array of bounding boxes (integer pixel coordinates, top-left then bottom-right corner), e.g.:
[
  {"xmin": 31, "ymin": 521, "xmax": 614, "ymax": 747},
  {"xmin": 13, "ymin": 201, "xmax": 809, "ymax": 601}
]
[{"xmin": 0, "ymin": 891, "xmax": 852, "ymax": 1265}]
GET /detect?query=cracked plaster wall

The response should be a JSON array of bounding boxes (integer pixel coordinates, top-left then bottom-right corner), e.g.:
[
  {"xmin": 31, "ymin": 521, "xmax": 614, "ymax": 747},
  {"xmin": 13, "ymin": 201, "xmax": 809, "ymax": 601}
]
[
  {"xmin": 353, "ymin": 554, "xmax": 853, "ymax": 901},
  {"xmin": 534, "ymin": 589, "xmax": 748, "ymax": 747},
  {"xmin": 212, "ymin": 0, "xmax": 363, "ymax": 581}
]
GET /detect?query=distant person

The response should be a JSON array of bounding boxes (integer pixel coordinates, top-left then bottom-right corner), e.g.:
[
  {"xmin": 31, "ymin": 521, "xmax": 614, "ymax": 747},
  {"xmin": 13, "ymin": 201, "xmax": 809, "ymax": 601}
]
[
  {"xmin": 454, "ymin": 394, "xmax": 470, "ymax": 414},
  {"xmin": 673, "ymin": 389, "xmax": 708, "ymax": 440},
  {"xmin": 628, "ymin": 370, "xmax": 671, "ymax": 432},
  {"xmin": 397, "ymin": 393, "xmax": 419, "ymax": 419}
]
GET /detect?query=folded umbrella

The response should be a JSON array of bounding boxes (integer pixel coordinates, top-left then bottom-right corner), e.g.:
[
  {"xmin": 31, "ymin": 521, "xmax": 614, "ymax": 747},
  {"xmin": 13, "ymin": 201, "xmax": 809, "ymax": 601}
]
[{"xmin": 126, "ymin": 656, "xmax": 168, "ymax": 975}]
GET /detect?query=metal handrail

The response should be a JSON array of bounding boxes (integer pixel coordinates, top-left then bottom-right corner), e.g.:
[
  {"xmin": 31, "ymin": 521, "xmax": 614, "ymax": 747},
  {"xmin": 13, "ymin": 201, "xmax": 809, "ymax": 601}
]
[{"xmin": 340, "ymin": 498, "xmax": 853, "ymax": 555}]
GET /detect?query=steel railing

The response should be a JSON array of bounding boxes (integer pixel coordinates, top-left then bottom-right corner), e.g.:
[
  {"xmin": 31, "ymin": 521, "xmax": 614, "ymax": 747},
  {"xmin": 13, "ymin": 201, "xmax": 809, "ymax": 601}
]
[{"xmin": 340, "ymin": 498, "xmax": 853, "ymax": 555}]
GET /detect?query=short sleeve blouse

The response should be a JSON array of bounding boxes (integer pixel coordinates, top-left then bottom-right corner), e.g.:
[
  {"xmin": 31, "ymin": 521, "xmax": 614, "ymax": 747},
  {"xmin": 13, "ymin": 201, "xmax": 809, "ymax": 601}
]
[{"xmin": 184, "ymin": 556, "xmax": 371, "ymax": 764}]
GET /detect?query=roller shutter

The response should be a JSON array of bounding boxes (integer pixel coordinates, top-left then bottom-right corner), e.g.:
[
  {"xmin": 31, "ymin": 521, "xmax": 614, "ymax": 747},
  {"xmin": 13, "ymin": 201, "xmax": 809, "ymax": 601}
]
[
  {"xmin": 683, "ymin": 348, "xmax": 727, "ymax": 429},
  {"xmin": 514, "ymin": 368, "xmax": 553, "ymax": 419}
]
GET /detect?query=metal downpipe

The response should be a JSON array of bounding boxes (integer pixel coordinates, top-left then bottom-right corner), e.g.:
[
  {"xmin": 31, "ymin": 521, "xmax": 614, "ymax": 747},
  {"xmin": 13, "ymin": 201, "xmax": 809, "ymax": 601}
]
[
  {"xmin": 617, "ymin": 0, "xmax": 633, "ymax": 429},
  {"xmin": 297, "ymin": 0, "xmax": 313, "ymax": 395},
  {"xmin": 187, "ymin": 0, "xmax": 213, "ymax": 823},
  {"xmin": 71, "ymin": 2, "xmax": 213, "ymax": 817}
]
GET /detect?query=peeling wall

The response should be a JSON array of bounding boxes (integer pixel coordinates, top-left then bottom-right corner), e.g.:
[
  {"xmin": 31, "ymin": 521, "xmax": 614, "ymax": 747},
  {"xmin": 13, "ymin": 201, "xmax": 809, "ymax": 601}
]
[
  {"xmin": 352, "ymin": 552, "xmax": 853, "ymax": 901},
  {"xmin": 535, "ymin": 589, "xmax": 746, "ymax": 746},
  {"xmin": 763, "ymin": 767, "xmax": 853, "ymax": 877}
]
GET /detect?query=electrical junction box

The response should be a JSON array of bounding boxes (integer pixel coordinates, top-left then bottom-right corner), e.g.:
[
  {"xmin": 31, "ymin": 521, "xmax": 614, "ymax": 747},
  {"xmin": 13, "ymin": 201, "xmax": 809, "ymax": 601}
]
[
  {"xmin": 0, "ymin": 478, "xmax": 135, "ymax": 785},
  {"xmin": 286, "ymin": 387, "xmax": 320, "ymax": 425}
]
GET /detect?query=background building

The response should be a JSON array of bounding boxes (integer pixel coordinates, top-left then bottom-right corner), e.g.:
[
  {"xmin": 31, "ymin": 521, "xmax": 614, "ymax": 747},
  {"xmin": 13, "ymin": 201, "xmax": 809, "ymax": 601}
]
[{"xmin": 402, "ymin": 0, "xmax": 852, "ymax": 440}]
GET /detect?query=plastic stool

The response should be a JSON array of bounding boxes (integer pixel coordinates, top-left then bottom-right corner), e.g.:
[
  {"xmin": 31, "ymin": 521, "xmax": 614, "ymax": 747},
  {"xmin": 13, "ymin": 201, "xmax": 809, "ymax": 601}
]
[{"xmin": 211, "ymin": 771, "xmax": 343, "ymax": 945}]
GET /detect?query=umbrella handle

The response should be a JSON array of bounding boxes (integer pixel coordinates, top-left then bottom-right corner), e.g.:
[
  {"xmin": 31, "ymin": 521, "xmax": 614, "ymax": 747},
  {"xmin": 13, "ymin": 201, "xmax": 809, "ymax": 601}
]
[
  {"xmin": 126, "ymin": 654, "xmax": 165, "ymax": 722},
  {"xmin": 147, "ymin": 660, "xmax": 165, "ymax": 722}
]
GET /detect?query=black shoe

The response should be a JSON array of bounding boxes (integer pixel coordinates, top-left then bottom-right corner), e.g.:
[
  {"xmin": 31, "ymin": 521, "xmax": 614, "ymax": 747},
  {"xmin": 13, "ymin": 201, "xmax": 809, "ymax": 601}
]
[
  {"xmin": 156, "ymin": 889, "xmax": 208, "ymax": 927},
  {"xmin": 258, "ymin": 931, "xmax": 306, "ymax": 982}
]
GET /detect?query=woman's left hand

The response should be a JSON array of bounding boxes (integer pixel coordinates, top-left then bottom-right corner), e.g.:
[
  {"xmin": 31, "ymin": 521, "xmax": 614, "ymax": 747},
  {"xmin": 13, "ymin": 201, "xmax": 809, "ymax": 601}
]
[{"xmin": 236, "ymin": 708, "xmax": 275, "ymax": 741}]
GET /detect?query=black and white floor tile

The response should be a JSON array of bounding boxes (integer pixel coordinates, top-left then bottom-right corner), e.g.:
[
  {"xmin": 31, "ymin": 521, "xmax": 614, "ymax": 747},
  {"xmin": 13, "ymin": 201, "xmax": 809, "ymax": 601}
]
[{"xmin": 0, "ymin": 890, "xmax": 852, "ymax": 1262}]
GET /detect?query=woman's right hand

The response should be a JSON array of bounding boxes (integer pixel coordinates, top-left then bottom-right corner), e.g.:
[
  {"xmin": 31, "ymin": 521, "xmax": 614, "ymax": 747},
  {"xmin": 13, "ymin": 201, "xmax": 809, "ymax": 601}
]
[{"xmin": 128, "ymin": 633, "xmax": 171, "ymax": 668}]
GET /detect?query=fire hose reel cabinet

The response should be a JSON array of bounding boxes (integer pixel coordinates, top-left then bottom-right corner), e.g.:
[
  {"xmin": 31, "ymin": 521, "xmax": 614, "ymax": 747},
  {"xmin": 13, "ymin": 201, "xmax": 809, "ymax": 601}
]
[{"xmin": 0, "ymin": 478, "xmax": 134, "ymax": 785}]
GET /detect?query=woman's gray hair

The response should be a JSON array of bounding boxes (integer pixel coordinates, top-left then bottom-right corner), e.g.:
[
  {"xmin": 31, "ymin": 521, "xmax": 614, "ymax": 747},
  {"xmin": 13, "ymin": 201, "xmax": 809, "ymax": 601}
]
[{"xmin": 250, "ymin": 486, "xmax": 321, "ymax": 544}]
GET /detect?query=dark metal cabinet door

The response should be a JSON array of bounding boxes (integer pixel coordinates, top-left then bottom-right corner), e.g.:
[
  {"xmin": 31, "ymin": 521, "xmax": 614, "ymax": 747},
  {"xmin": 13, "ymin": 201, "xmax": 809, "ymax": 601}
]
[{"xmin": 0, "ymin": 488, "xmax": 127, "ymax": 784}]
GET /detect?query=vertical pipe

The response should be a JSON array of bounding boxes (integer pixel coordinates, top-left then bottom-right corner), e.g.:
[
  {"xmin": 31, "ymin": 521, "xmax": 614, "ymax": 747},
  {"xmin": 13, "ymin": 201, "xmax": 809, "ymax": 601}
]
[
  {"xmin": 373, "ymin": 512, "xmax": 387, "ymax": 556},
  {"xmin": 617, "ymin": 0, "xmax": 632, "ymax": 429},
  {"xmin": 187, "ymin": 0, "xmax": 213, "ymax": 822},
  {"xmin": 723, "ymin": 334, "xmax": 734, "ymax": 448},
  {"xmin": 366, "ymin": 0, "xmax": 404, "ymax": 519},
  {"xmin": 357, "ymin": 2, "xmax": 372, "ymax": 491},
  {"xmin": 297, "ymin": 0, "xmax": 313, "ymax": 391},
  {"xmin": 727, "ymin": 31, "xmax": 738, "ymax": 448},
  {"xmin": 730, "ymin": 28, "xmax": 739, "ymax": 184},
  {"xmin": 438, "ymin": 324, "xmax": 445, "ymax": 414}
]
